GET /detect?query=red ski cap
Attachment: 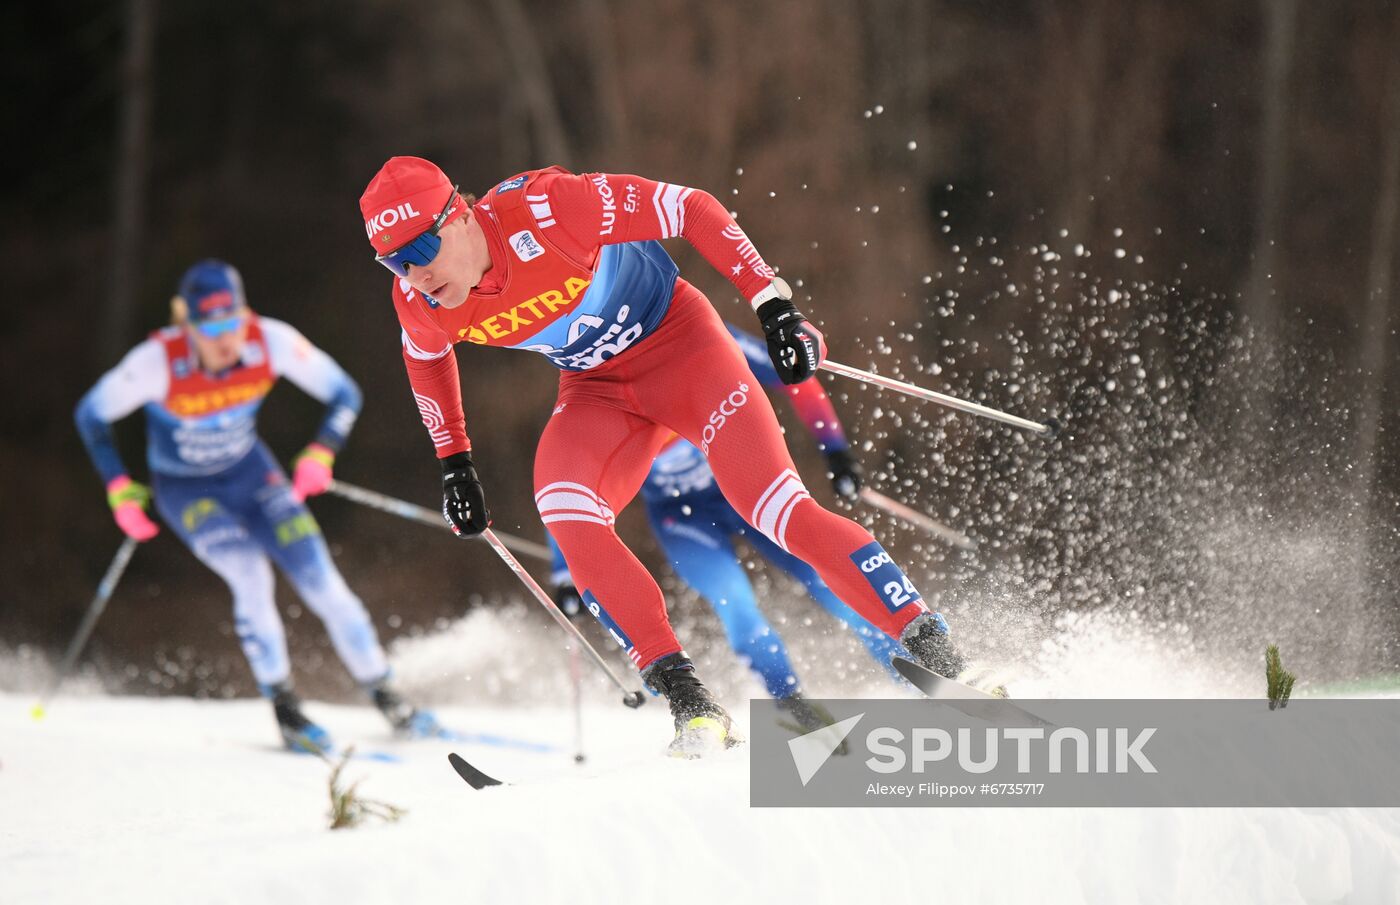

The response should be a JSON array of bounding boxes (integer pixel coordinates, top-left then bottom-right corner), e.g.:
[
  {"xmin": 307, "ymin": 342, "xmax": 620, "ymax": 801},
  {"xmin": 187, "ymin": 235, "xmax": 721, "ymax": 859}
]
[{"xmin": 360, "ymin": 156, "xmax": 464, "ymax": 253}]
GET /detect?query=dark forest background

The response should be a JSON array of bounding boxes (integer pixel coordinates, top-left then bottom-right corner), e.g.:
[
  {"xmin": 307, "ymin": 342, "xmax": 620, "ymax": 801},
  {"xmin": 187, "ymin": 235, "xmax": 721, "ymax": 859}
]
[{"xmin": 3, "ymin": 0, "xmax": 1400, "ymax": 698}]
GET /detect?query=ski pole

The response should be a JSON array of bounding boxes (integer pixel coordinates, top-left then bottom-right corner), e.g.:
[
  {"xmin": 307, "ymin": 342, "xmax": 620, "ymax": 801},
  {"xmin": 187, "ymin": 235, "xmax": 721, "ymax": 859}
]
[
  {"xmin": 859, "ymin": 488, "xmax": 977, "ymax": 552},
  {"xmin": 32, "ymin": 536, "xmax": 140, "ymax": 719},
  {"xmin": 569, "ymin": 644, "xmax": 586, "ymax": 764},
  {"xmin": 478, "ymin": 528, "xmax": 646, "ymax": 709},
  {"xmin": 820, "ymin": 360, "xmax": 1060, "ymax": 436},
  {"xmin": 326, "ymin": 479, "xmax": 553, "ymax": 563}
]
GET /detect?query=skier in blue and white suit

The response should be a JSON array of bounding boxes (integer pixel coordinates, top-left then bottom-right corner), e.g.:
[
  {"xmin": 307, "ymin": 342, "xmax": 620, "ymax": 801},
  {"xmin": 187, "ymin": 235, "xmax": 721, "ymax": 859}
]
[{"xmin": 74, "ymin": 259, "xmax": 439, "ymax": 751}]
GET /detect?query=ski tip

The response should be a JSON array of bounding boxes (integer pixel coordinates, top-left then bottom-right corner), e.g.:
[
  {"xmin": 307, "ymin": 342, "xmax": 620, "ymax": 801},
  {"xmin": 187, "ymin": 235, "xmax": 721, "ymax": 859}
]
[
  {"xmin": 893, "ymin": 656, "xmax": 987, "ymax": 699},
  {"xmin": 892, "ymin": 656, "xmax": 933, "ymax": 684},
  {"xmin": 894, "ymin": 658, "xmax": 1055, "ymax": 727},
  {"xmin": 447, "ymin": 752, "xmax": 505, "ymax": 789}
]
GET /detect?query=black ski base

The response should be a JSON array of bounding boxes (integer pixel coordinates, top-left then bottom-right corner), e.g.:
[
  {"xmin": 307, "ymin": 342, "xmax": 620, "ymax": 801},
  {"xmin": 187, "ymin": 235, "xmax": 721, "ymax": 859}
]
[
  {"xmin": 448, "ymin": 752, "xmax": 504, "ymax": 789},
  {"xmin": 893, "ymin": 657, "xmax": 1054, "ymax": 728},
  {"xmin": 893, "ymin": 656, "xmax": 1000, "ymax": 700}
]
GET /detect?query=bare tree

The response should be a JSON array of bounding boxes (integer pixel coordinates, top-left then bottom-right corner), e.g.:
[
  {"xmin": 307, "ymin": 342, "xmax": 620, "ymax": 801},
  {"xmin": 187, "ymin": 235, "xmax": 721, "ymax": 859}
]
[
  {"xmin": 1238, "ymin": 0, "xmax": 1298, "ymax": 430},
  {"xmin": 697, "ymin": 2, "xmax": 743, "ymax": 191},
  {"xmin": 1043, "ymin": 0, "xmax": 1109, "ymax": 243},
  {"xmin": 489, "ymin": 0, "xmax": 575, "ymax": 168},
  {"xmin": 1354, "ymin": 5, "xmax": 1400, "ymax": 525},
  {"xmin": 101, "ymin": 0, "xmax": 157, "ymax": 363},
  {"xmin": 577, "ymin": 0, "xmax": 630, "ymax": 160},
  {"xmin": 500, "ymin": 80, "xmax": 533, "ymax": 172}
]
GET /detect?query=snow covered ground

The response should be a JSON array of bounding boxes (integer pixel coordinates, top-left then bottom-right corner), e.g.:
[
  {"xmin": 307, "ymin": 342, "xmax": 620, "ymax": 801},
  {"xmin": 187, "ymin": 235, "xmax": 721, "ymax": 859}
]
[
  {"xmin": 5, "ymin": 684, "xmax": 1400, "ymax": 905},
  {"xmin": 4, "ymin": 604, "xmax": 1400, "ymax": 905}
]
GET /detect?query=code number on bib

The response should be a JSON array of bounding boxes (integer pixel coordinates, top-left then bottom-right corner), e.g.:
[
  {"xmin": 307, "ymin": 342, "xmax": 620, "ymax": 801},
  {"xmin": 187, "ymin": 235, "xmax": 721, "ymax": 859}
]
[{"xmin": 851, "ymin": 541, "xmax": 924, "ymax": 613}]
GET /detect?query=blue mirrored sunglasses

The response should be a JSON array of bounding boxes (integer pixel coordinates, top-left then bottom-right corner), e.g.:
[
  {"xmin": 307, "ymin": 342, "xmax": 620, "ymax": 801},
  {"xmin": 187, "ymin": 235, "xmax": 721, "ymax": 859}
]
[
  {"xmin": 194, "ymin": 314, "xmax": 245, "ymax": 338},
  {"xmin": 374, "ymin": 185, "xmax": 460, "ymax": 278}
]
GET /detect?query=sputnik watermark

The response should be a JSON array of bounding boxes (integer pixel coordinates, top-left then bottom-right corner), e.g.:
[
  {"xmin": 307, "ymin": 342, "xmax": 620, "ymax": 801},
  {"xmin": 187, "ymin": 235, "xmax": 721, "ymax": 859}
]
[
  {"xmin": 864, "ymin": 782, "xmax": 1046, "ymax": 799},
  {"xmin": 787, "ymin": 712, "xmax": 1155, "ymax": 788},
  {"xmin": 788, "ymin": 713, "xmax": 864, "ymax": 785},
  {"xmin": 865, "ymin": 725, "xmax": 1156, "ymax": 774},
  {"xmin": 752, "ymin": 699, "xmax": 1400, "ymax": 807}
]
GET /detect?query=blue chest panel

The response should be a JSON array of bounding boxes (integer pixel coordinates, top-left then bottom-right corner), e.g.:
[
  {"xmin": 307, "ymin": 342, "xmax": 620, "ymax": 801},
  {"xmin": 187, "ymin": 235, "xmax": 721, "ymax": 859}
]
[
  {"xmin": 517, "ymin": 240, "xmax": 679, "ymax": 371},
  {"xmin": 144, "ymin": 396, "xmax": 267, "ymax": 477}
]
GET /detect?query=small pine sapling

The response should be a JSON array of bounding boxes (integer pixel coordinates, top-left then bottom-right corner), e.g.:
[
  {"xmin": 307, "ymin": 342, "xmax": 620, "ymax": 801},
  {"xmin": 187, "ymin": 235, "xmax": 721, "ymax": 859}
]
[
  {"xmin": 1265, "ymin": 645, "xmax": 1296, "ymax": 711},
  {"xmin": 327, "ymin": 748, "xmax": 406, "ymax": 830}
]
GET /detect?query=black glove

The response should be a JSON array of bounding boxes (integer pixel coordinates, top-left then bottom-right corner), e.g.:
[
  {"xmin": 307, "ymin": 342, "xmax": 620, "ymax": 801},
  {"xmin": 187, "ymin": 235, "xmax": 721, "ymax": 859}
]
[
  {"xmin": 755, "ymin": 279, "xmax": 825, "ymax": 385},
  {"xmin": 554, "ymin": 584, "xmax": 584, "ymax": 619},
  {"xmin": 825, "ymin": 448, "xmax": 863, "ymax": 501},
  {"xmin": 440, "ymin": 451, "xmax": 490, "ymax": 537}
]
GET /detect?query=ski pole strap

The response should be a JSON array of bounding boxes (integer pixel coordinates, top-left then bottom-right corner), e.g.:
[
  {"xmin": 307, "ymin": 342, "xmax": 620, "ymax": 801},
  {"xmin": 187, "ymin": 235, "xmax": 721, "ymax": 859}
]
[
  {"xmin": 858, "ymin": 488, "xmax": 977, "ymax": 552},
  {"xmin": 326, "ymin": 479, "xmax": 552, "ymax": 563},
  {"xmin": 295, "ymin": 443, "xmax": 336, "ymax": 469},
  {"xmin": 819, "ymin": 360, "xmax": 1055, "ymax": 436},
  {"xmin": 106, "ymin": 476, "xmax": 152, "ymax": 510}
]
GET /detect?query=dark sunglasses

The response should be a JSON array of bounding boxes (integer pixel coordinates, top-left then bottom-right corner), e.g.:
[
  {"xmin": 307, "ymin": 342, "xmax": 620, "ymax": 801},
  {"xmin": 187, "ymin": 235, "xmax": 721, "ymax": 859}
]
[{"xmin": 374, "ymin": 185, "xmax": 461, "ymax": 278}]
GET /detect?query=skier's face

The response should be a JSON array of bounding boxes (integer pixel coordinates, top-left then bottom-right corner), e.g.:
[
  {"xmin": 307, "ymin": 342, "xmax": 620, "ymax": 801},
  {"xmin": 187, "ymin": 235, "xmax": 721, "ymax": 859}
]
[
  {"xmin": 400, "ymin": 211, "xmax": 490, "ymax": 310},
  {"xmin": 188, "ymin": 315, "xmax": 248, "ymax": 372}
]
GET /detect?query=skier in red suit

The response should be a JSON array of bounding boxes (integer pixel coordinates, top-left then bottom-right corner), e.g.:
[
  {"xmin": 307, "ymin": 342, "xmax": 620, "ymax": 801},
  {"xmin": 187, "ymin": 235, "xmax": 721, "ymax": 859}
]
[{"xmin": 359, "ymin": 157, "xmax": 964, "ymax": 754}]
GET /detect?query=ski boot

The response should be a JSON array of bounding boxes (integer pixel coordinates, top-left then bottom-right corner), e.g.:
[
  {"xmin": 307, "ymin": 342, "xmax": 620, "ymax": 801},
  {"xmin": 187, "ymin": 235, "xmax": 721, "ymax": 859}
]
[
  {"xmin": 901, "ymin": 613, "xmax": 1008, "ymax": 696},
  {"xmin": 369, "ymin": 680, "xmax": 445, "ymax": 739},
  {"xmin": 901, "ymin": 613, "xmax": 967, "ymax": 678},
  {"xmin": 642, "ymin": 653, "xmax": 741, "ymax": 758},
  {"xmin": 775, "ymin": 693, "xmax": 848, "ymax": 754},
  {"xmin": 270, "ymin": 685, "xmax": 335, "ymax": 755},
  {"xmin": 775, "ymin": 692, "xmax": 840, "ymax": 734}
]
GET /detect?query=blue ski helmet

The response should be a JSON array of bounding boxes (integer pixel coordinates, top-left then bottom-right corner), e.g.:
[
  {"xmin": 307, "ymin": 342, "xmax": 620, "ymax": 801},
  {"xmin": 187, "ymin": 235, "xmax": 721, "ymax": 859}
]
[{"xmin": 177, "ymin": 259, "xmax": 246, "ymax": 323}]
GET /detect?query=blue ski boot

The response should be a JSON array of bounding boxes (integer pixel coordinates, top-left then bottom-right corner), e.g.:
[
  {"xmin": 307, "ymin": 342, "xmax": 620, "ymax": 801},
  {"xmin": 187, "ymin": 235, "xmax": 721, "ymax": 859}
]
[
  {"xmin": 270, "ymin": 685, "xmax": 335, "ymax": 755},
  {"xmin": 776, "ymin": 692, "xmax": 841, "ymax": 734},
  {"xmin": 370, "ymin": 681, "xmax": 446, "ymax": 739}
]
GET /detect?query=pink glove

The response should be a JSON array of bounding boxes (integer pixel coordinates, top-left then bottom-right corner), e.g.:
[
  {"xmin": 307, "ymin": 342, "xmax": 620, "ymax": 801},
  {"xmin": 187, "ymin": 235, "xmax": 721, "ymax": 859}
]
[
  {"xmin": 291, "ymin": 443, "xmax": 335, "ymax": 502},
  {"xmin": 106, "ymin": 476, "xmax": 160, "ymax": 541}
]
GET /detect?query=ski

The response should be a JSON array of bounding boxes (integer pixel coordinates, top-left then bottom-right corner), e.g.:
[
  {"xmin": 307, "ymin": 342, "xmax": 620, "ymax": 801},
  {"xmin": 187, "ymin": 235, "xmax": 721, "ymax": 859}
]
[
  {"xmin": 893, "ymin": 657, "xmax": 1053, "ymax": 727},
  {"xmin": 445, "ymin": 729, "xmax": 558, "ymax": 753},
  {"xmin": 414, "ymin": 724, "xmax": 558, "ymax": 753},
  {"xmin": 285, "ymin": 741, "xmax": 402, "ymax": 764},
  {"xmin": 893, "ymin": 656, "xmax": 1005, "ymax": 700},
  {"xmin": 334, "ymin": 747, "xmax": 402, "ymax": 764},
  {"xmin": 448, "ymin": 752, "xmax": 505, "ymax": 789}
]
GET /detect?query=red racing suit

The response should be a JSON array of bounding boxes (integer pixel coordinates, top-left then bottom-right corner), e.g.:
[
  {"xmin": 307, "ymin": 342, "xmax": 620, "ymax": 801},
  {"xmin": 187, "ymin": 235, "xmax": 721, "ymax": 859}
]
[{"xmin": 390, "ymin": 168, "xmax": 933, "ymax": 670}]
